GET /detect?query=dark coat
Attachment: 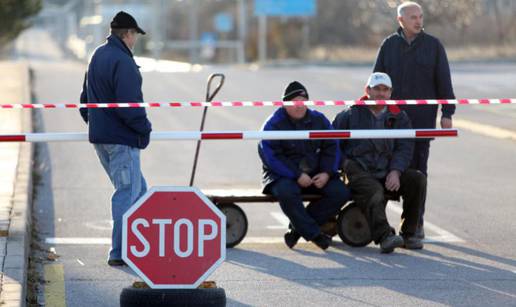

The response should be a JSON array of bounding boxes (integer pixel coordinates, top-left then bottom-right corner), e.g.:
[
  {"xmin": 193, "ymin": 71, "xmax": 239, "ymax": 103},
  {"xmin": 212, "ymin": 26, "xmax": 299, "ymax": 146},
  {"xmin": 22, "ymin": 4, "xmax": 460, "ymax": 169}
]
[
  {"xmin": 332, "ymin": 101, "xmax": 414, "ymax": 179},
  {"xmin": 373, "ymin": 28, "xmax": 455, "ymax": 129},
  {"xmin": 258, "ymin": 108, "xmax": 340, "ymax": 194},
  {"xmin": 80, "ymin": 35, "xmax": 152, "ymax": 149}
]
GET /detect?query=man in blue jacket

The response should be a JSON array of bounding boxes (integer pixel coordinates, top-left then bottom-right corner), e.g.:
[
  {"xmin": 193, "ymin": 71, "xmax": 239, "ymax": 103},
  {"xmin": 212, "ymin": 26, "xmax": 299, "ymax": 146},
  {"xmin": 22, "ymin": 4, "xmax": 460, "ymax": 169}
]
[
  {"xmin": 333, "ymin": 73, "xmax": 426, "ymax": 253},
  {"xmin": 258, "ymin": 81, "xmax": 350, "ymax": 250},
  {"xmin": 373, "ymin": 1, "xmax": 455, "ymax": 238},
  {"xmin": 80, "ymin": 11, "xmax": 152, "ymax": 266}
]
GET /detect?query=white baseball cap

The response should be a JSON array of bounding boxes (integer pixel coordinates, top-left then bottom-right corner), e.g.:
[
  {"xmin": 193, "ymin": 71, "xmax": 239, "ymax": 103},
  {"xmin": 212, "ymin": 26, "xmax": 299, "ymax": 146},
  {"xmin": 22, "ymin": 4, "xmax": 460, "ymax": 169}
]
[{"xmin": 367, "ymin": 72, "xmax": 392, "ymax": 88}]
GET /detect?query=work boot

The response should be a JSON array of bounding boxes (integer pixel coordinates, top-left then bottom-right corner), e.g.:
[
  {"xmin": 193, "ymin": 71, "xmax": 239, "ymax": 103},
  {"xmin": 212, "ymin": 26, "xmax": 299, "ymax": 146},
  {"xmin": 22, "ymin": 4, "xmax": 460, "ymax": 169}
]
[
  {"xmin": 403, "ymin": 236, "xmax": 424, "ymax": 250},
  {"xmin": 284, "ymin": 229, "xmax": 301, "ymax": 249},
  {"xmin": 415, "ymin": 225, "xmax": 425, "ymax": 239},
  {"xmin": 107, "ymin": 259, "xmax": 127, "ymax": 266},
  {"xmin": 311, "ymin": 233, "xmax": 332, "ymax": 250},
  {"xmin": 380, "ymin": 234, "xmax": 404, "ymax": 254}
]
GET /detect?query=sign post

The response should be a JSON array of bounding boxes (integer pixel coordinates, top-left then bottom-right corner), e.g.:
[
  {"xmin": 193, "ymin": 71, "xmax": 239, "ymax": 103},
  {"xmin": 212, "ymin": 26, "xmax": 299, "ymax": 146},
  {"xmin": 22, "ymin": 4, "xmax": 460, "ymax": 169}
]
[{"xmin": 122, "ymin": 186, "xmax": 226, "ymax": 289}]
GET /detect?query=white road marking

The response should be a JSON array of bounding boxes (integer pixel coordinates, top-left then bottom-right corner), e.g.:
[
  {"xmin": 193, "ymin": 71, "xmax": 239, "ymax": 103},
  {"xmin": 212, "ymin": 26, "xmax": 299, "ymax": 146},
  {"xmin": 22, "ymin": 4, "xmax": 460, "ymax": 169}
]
[
  {"xmin": 46, "ymin": 237, "xmax": 111, "ymax": 245},
  {"xmin": 266, "ymin": 212, "xmax": 289, "ymax": 230},
  {"xmin": 76, "ymin": 259, "xmax": 85, "ymax": 266},
  {"xmin": 388, "ymin": 202, "xmax": 465, "ymax": 243}
]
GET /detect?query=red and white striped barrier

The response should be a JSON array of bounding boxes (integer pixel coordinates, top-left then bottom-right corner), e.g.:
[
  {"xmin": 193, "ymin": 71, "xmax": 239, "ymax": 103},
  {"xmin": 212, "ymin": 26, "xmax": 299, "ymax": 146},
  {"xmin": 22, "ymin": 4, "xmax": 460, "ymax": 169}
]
[
  {"xmin": 0, "ymin": 129, "xmax": 458, "ymax": 142},
  {"xmin": 0, "ymin": 98, "xmax": 514, "ymax": 109}
]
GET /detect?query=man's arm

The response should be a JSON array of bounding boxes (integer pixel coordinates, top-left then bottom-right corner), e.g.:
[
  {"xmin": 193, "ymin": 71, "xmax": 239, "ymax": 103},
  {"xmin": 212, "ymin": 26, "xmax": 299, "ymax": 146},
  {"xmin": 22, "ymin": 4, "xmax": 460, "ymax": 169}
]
[
  {"xmin": 258, "ymin": 120, "xmax": 302, "ymax": 180},
  {"xmin": 332, "ymin": 110, "xmax": 351, "ymax": 164},
  {"xmin": 318, "ymin": 115, "xmax": 340, "ymax": 177},
  {"xmin": 113, "ymin": 60, "xmax": 152, "ymax": 135},
  {"xmin": 79, "ymin": 72, "xmax": 88, "ymax": 124},
  {"xmin": 435, "ymin": 40, "xmax": 456, "ymax": 125}
]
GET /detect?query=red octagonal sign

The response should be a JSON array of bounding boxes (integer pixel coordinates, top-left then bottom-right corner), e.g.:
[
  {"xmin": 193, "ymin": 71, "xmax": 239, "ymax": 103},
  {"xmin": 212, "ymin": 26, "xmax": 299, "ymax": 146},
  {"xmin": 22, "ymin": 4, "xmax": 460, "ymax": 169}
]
[{"xmin": 122, "ymin": 186, "xmax": 226, "ymax": 289}]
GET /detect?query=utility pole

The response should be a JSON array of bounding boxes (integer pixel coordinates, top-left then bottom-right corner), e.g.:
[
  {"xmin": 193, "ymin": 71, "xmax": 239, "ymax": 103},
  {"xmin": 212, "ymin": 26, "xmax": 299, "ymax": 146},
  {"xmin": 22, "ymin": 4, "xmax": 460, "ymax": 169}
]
[
  {"xmin": 189, "ymin": 0, "xmax": 199, "ymax": 64},
  {"xmin": 258, "ymin": 14, "xmax": 267, "ymax": 63}
]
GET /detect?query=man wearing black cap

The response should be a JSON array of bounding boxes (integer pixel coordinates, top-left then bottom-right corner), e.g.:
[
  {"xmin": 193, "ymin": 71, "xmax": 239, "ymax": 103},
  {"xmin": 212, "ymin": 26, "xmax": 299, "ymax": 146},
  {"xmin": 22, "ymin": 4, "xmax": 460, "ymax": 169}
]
[
  {"xmin": 79, "ymin": 11, "xmax": 151, "ymax": 266},
  {"xmin": 258, "ymin": 81, "xmax": 351, "ymax": 250}
]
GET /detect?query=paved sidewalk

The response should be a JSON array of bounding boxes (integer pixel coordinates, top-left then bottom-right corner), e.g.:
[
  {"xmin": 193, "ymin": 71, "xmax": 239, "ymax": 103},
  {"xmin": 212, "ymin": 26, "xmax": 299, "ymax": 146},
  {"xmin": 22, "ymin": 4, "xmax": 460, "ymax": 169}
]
[{"xmin": 0, "ymin": 62, "xmax": 33, "ymax": 307}]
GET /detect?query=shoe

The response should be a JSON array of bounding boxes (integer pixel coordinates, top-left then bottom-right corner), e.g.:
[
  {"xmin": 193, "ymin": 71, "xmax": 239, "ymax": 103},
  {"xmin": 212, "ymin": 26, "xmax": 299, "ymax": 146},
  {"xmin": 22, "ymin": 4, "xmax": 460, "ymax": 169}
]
[
  {"xmin": 108, "ymin": 259, "xmax": 127, "ymax": 266},
  {"xmin": 284, "ymin": 229, "xmax": 301, "ymax": 249},
  {"xmin": 415, "ymin": 225, "xmax": 425, "ymax": 239},
  {"xmin": 403, "ymin": 236, "xmax": 424, "ymax": 250},
  {"xmin": 380, "ymin": 234, "xmax": 404, "ymax": 254},
  {"xmin": 311, "ymin": 233, "xmax": 332, "ymax": 250}
]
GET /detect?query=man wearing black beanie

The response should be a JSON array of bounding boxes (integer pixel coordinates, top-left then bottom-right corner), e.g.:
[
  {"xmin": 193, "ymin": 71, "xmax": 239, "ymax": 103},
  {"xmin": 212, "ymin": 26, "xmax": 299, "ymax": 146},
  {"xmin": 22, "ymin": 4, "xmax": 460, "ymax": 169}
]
[{"xmin": 258, "ymin": 81, "xmax": 351, "ymax": 250}]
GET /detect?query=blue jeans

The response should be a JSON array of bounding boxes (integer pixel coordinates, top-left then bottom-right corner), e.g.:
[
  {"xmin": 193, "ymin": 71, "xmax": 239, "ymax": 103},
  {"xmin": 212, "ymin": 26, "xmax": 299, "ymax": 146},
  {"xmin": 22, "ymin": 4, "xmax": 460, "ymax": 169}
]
[
  {"xmin": 270, "ymin": 177, "xmax": 350, "ymax": 240},
  {"xmin": 94, "ymin": 144, "xmax": 147, "ymax": 260}
]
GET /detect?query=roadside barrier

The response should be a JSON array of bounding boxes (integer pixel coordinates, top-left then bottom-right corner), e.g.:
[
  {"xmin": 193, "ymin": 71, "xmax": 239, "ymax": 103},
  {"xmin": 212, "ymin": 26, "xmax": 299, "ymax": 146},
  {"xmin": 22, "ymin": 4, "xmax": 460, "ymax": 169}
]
[
  {"xmin": 0, "ymin": 98, "xmax": 514, "ymax": 109},
  {"xmin": 0, "ymin": 129, "xmax": 458, "ymax": 142}
]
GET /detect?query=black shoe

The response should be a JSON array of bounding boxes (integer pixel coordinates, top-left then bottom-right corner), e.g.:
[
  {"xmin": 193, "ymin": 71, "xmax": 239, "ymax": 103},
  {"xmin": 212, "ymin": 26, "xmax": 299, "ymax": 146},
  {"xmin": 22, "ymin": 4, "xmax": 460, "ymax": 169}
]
[
  {"xmin": 415, "ymin": 225, "xmax": 425, "ymax": 239},
  {"xmin": 284, "ymin": 229, "xmax": 301, "ymax": 249},
  {"xmin": 403, "ymin": 236, "xmax": 424, "ymax": 250},
  {"xmin": 108, "ymin": 259, "xmax": 127, "ymax": 266},
  {"xmin": 311, "ymin": 233, "xmax": 331, "ymax": 250},
  {"xmin": 380, "ymin": 234, "xmax": 404, "ymax": 254}
]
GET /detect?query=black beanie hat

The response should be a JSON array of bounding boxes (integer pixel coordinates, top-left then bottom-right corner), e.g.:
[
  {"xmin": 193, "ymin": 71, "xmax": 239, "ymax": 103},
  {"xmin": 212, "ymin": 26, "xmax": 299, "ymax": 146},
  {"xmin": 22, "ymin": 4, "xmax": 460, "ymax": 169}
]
[{"xmin": 282, "ymin": 81, "xmax": 309, "ymax": 101}]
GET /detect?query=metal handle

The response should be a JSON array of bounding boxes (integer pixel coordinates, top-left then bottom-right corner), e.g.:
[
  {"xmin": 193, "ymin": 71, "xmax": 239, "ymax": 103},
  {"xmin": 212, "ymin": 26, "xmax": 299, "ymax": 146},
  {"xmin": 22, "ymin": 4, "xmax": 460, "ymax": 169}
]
[{"xmin": 189, "ymin": 73, "xmax": 226, "ymax": 187}]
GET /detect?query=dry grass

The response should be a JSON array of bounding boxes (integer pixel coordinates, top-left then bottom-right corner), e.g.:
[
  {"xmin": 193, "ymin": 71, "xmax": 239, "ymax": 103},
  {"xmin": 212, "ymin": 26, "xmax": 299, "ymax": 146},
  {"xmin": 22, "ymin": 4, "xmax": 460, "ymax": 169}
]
[{"xmin": 308, "ymin": 44, "xmax": 516, "ymax": 63}]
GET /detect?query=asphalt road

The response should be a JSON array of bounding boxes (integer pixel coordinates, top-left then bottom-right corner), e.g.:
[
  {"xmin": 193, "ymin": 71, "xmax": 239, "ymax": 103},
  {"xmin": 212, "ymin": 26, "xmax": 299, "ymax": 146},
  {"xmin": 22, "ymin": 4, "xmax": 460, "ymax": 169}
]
[{"xmin": 19, "ymin": 29, "xmax": 516, "ymax": 306}]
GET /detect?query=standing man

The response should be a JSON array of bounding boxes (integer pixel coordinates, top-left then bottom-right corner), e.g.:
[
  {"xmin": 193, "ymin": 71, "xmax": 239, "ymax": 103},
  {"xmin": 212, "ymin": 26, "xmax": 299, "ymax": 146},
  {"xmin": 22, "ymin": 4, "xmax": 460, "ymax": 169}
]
[
  {"xmin": 258, "ymin": 81, "xmax": 351, "ymax": 250},
  {"xmin": 373, "ymin": 1, "xmax": 455, "ymax": 238},
  {"xmin": 80, "ymin": 11, "xmax": 152, "ymax": 266},
  {"xmin": 333, "ymin": 73, "xmax": 426, "ymax": 253}
]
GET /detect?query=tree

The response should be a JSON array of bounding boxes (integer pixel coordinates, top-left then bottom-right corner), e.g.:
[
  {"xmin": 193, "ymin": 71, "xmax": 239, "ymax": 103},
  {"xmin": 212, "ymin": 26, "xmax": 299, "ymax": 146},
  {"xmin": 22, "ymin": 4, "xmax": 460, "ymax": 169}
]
[{"xmin": 0, "ymin": 0, "xmax": 42, "ymax": 49}]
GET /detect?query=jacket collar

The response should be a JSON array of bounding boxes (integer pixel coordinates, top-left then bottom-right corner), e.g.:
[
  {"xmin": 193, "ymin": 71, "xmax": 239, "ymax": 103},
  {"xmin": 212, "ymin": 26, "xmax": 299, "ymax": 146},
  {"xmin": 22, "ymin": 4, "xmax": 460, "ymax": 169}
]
[
  {"xmin": 107, "ymin": 34, "xmax": 134, "ymax": 58},
  {"xmin": 396, "ymin": 27, "xmax": 424, "ymax": 46}
]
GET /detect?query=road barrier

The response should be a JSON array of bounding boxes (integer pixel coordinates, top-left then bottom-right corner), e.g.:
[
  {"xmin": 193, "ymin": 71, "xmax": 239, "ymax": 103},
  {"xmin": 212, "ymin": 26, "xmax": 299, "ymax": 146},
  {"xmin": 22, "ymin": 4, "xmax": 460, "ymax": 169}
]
[
  {"xmin": 0, "ymin": 129, "xmax": 458, "ymax": 143},
  {"xmin": 0, "ymin": 98, "xmax": 514, "ymax": 109}
]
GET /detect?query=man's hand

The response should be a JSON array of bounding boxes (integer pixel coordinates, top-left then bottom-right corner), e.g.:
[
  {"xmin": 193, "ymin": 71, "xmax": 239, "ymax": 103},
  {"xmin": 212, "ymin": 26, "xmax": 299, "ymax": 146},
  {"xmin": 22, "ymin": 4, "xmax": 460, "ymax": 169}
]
[
  {"xmin": 297, "ymin": 173, "xmax": 312, "ymax": 188},
  {"xmin": 312, "ymin": 172, "xmax": 330, "ymax": 189},
  {"xmin": 385, "ymin": 170, "xmax": 401, "ymax": 192},
  {"xmin": 440, "ymin": 117, "xmax": 453, "ymax": 129}
]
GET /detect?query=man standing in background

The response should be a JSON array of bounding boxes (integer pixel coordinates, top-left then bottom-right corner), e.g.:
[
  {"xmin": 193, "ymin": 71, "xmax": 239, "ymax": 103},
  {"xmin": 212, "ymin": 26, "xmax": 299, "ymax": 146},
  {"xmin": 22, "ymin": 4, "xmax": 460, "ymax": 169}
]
[
  {"xmin": 373, "ymin": 1, "xmax": 456, "ymax": 238},
  {"xmin": 80, "ymin": 11, "xmax": 151, "ymax": 266}
]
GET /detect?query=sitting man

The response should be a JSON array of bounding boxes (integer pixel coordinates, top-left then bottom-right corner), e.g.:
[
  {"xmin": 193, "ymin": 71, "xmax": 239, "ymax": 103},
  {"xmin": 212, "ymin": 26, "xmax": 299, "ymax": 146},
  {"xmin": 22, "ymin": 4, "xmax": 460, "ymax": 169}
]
[
  {"xmin": 258, "ymin": 81, "xmax": 351, "ymax": 250},
  {"xmin": 332, "ymin": 72, "xmax": 426, "ymax": 253}
]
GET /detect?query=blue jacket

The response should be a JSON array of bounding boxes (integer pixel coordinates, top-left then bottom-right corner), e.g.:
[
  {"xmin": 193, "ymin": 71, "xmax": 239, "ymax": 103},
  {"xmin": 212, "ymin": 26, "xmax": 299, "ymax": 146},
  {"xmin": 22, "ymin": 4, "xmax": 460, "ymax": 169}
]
[
  {"xmin": 258, "ymin": 108, "xmax": 340, "ymax": 194},
  {"xmin": 332, "ymin": 101, "xmax": 414, "ymax": 179},
  {"xmin": 80, "ymin": 35, "xmax": 152, "ymax": 149},
  {"xmin": 373, "ymin": 28, "xmax": 455, "ymax": 129}
]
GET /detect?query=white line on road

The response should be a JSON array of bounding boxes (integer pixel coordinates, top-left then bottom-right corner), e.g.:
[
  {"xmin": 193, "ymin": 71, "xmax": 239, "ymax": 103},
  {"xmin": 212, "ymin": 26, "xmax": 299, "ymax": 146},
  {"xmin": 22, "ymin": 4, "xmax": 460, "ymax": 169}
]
[
  {"xmin": 46, "ymin": 237, "xmax": 111, "ymax": 245},
  {"xmin": 266, "ymin": 212, "xmax": 290, "ymax": 230},
  {"xmin": 388, "ymin": 202, "xmax": 465, "ymax": 243}
]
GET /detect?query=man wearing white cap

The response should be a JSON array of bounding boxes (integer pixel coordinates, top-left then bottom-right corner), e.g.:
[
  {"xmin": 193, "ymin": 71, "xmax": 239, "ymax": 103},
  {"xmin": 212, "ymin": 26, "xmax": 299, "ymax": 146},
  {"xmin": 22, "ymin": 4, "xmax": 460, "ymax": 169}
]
[{"xmin": 333, "ymin": 72, "xmax": 426, "ymax": 253}]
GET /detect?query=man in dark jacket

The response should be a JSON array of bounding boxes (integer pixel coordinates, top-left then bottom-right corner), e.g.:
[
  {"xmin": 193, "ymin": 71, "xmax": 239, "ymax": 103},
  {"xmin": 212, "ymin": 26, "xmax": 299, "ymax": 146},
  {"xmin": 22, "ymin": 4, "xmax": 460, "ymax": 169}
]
[
  {"xmin": 373, "ymin": 1, "xmax": 455, "ymax": 238},
  {"xmin": 333, "ymin": 73, "xmax": 426, "ymax": 253},
  {"xmin": 258, "ymin": 81, "xmax": 350, "ymax": 250},
  {"xmin": 80, "ymin": 11, "xmax": 152, "ymax": 266}
]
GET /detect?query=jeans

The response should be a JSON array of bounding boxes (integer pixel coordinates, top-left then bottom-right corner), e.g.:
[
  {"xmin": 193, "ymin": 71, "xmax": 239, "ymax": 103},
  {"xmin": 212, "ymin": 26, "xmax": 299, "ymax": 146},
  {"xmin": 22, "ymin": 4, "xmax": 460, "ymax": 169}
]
[
  {"xmin": 270, "ymin": 177, "xmax": 350, "ymax": 241},
  {"xmin": 344, "ymin": 160, "xmax": 426, "ymax": 243},
  {"xmin": 94, "ymin": 144, "xmax": 147, "ymax": 260}
]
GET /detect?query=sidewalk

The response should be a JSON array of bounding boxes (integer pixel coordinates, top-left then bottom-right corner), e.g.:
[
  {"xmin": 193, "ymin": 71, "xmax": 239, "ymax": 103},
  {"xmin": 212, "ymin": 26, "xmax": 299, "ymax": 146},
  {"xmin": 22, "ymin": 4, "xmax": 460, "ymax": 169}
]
[{"xmin": 0, "ymin": 62, "xmax": 33, "ymax": 307}]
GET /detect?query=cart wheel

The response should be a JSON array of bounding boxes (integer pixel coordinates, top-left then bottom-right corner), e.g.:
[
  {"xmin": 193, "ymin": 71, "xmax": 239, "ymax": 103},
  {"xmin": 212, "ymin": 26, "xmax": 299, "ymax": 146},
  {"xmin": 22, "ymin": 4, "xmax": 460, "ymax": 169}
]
[
  {"xmin": 337, "ymin": 202, "xmax": 372, "ymax": 247},
  {"xmin": 217, "ymin": 203, "xmax": 248, "ymax": 248}
]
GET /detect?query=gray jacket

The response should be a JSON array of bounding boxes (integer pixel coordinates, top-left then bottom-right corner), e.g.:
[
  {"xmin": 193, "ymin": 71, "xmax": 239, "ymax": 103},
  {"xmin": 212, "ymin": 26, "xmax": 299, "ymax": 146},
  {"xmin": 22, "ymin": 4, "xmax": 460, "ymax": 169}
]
[{"xmin": 332, "ymin": 104, "xmax": 414, "ymax": 179}]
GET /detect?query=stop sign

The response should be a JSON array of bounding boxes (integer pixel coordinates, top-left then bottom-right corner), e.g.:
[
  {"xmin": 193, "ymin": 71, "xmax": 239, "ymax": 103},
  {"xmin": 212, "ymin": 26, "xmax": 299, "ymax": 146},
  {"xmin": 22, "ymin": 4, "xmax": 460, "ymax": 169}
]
[{"xmin": 122, "ymin": 186, "xmax": 226, "ymax": 289}]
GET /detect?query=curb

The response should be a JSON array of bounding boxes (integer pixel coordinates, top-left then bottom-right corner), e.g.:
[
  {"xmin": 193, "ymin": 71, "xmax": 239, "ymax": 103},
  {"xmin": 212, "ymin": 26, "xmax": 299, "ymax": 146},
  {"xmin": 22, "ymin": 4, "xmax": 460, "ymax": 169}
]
[{"xmin": 0, "ymin": 63, "xmax": 33, "ymax": 307}]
